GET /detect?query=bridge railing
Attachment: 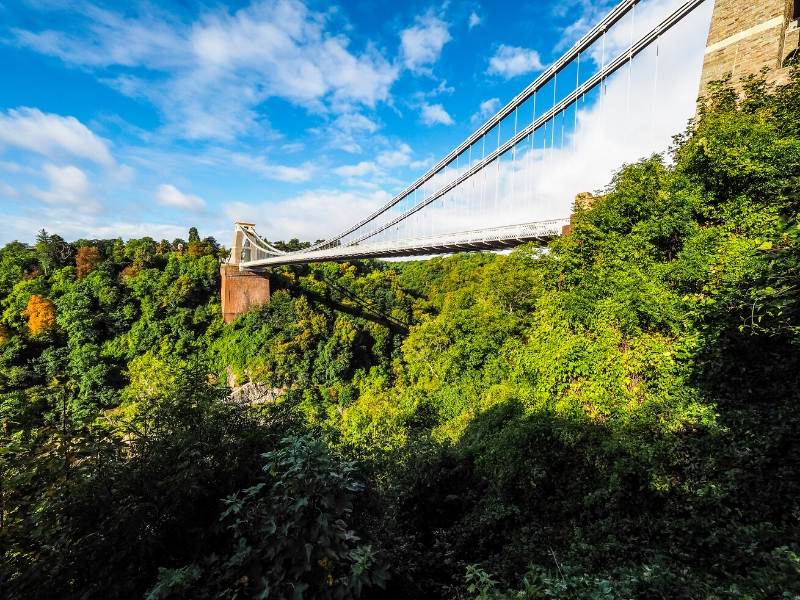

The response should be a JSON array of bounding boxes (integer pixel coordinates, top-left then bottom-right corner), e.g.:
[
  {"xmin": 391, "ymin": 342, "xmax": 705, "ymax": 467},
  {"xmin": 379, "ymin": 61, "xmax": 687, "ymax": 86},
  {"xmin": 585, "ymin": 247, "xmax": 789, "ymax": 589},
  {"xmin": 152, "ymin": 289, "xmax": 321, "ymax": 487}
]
[{"xmin": 242, "ymin": 218, "xmax": 571, "ymax": 267}]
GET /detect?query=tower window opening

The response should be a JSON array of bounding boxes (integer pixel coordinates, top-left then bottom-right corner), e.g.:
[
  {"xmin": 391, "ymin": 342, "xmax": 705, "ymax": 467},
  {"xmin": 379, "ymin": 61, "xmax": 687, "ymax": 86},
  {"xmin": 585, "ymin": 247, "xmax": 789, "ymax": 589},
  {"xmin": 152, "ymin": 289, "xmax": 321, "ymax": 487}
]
[{"xmin": 794, "ymin": 0, "xmax": 800, "ymax": 21}]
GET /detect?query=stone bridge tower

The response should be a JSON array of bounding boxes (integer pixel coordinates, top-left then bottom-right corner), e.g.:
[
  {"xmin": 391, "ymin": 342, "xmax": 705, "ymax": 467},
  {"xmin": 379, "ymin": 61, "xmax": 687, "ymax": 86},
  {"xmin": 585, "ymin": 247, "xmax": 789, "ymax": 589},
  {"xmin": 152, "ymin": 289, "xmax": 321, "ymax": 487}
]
[
  {"xmin": 220, "ymin": 223, "xmax": 270, "ymax": 324},
  {"xmin": 700, "ymin": 0, "xmax": 799, "ymax": 92}
]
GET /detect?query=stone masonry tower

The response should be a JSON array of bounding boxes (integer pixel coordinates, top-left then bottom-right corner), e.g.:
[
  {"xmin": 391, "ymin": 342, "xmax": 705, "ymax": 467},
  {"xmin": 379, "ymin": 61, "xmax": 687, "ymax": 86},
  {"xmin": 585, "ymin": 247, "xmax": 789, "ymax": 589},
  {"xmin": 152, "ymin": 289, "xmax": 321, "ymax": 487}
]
[
  {"xmin": 700, "ymin": 0, "xmax": 799, "ymax": 93},
  {"xmin": 220, "ymin": 223, "xmax": 271, "ymax": 323}
]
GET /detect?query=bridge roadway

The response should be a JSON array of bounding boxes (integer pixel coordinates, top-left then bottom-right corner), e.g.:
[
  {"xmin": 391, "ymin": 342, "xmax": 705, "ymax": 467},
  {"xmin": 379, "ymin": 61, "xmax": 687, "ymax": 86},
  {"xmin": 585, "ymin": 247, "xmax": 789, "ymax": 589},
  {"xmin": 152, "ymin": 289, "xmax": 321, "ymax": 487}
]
[{"xmin": 241, "ymin": 219, "xmax": 570, "ymax": 268}]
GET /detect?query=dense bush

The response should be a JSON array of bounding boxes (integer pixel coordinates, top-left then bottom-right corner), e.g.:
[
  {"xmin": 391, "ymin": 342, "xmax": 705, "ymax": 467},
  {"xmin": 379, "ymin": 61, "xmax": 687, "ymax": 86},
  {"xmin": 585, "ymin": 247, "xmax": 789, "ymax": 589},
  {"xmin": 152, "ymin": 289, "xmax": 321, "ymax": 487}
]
[{"xmin": 148, "ymin": 434, "xmax": 388, "ymax": 600}]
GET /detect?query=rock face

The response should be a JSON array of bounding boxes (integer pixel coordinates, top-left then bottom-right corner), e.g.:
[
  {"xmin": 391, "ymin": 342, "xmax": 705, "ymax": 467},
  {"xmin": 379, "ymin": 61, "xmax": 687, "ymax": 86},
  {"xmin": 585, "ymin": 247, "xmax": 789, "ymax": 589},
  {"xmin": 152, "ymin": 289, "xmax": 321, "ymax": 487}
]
[
  {"xmin": 220, "ymin": 264, "xmax": 270, "ymax": 323},
  {"xmin": 228, "ymin": 381, "xmax": 283, "ymax": 405},
  {"xmin": 225, "ymin": 366, "xmax": 283, "ymax": 405},
  {"xmin": 700, "ymin": 0, "xmax": 799, "ymax": 94}
]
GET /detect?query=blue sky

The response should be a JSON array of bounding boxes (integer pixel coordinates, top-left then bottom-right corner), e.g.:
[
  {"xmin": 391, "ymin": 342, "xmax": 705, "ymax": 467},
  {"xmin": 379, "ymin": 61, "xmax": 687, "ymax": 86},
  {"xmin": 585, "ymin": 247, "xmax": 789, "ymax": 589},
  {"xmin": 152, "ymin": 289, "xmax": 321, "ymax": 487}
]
[{"xmin": 0, "ymin": 0, "xmax": 711, "ymax": 245}]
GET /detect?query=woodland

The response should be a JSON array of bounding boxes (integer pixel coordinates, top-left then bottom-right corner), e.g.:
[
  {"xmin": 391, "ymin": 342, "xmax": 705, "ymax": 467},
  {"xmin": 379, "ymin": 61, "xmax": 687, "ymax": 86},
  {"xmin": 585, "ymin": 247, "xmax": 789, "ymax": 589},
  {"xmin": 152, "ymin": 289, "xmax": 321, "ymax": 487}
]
[{"xmin": 1, "ymin": 72, "xmax": 800, "ymax": 599}]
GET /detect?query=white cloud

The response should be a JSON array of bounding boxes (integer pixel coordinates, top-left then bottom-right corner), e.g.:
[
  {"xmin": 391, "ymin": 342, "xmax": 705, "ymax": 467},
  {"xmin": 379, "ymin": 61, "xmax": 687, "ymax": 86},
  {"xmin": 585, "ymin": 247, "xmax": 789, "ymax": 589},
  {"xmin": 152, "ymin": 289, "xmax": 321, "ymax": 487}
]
[
  {"xmin": 332, "ymin": 143, "xmax": 420, "ymax": 184},
  {"xmin": 316, "ymin": 112, "xmax": 381, "ymax": 153},
  {"xmin": 584, "ymin": 0, "xmax": 687, "ymax": 67},
  {"xmin": 471, "ymin": 97, "xmax": 500, "ymax": 124},
  {"xmin": 409, "ymin": 156, "xmax": 433, "ymax": 170},
  {"xmin": 552, "ymin": 0, "xmax": 617, "ymax": 52},
  {"xmin": 110, "ymin": 163, "xmax": 136, "ymax": 185},
  {"xmin": 82, "ymin": 221, "xmax": 193, "ymax": 241},
  {"xmin": 31, "ymin": 164, "xmax": 99, "ymax": 212},
  {"xmin": 333, "ymin": 161, "xmax": 379, "ymax": 177},
  {"xmin": 487, "ymin": 45, "xmax": 544, "ymax": 79},
  {"xmin": 400, "ymin": 12, "xmax": 452, "ymax": 73},
  {"xmin": 0, "ymin": 210, "xmax": 196, "ymax": 245},
  {"xmin": 415, "ymin": 79, "xmax": 455, "ymax": 99},
  {"xmin": 551, "ymin": 0, "xmax": 687, "ymax": 64},
  {"xmin": 224, "ymin": 188, "xmax": 391, "ymax": 242},
  {"xmin": 13, "ymin": 6, "xmax": 189, "ymax": 69},
  {"xmin": 14, "ymin": 1, "xmax": 399, "ymax": 141},
  {"xmin": 261, "ymin": 163, "xmax": 314, "ymax": 184},
  {"xmin": 0, "ymin": 160, "xmax": 24, "ymax": 173},
  {"xmin": 281, "ymin": 142, "xmax": 305, "ymax": 153},
  {"xmin": 156, "ymin": 184, "xmax": 206, "ymax": 211},
  {"xmin": 333, "ymin": 113, "xmax": 380, "ymax": 134},
  {"xmin": 0, "ymin": 107, "xmax": 114, "ymax": 166},
  {"xmin": 223, "ymin": 152, "xmax": 314, "ymax": 183},
  {"xmin": 0, "ymin": 181, "xmax": 17, "ymax": 198},
  {"xmin": 376, "ymin": 143, "xmax": 413, "ymax": 168},
  {"xmin": 134, "ymin": 145, "xmax": 311, "ymax": 184},
  {"xmin": 468, "ymin": 11, "xmax": 481, "ymax": 30},
  {"xmin": 420, "ymin": 103, "xmax": 454, "ymax": 126},
  {"xmin": 433, "ymin": 79, "xmax": 455, "ymax": 95}
]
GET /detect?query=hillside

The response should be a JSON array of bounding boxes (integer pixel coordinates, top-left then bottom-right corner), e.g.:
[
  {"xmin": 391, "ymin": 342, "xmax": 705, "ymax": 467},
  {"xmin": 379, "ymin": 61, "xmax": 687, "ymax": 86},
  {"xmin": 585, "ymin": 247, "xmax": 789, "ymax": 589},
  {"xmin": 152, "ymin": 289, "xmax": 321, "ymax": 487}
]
[{"xmin": 2, "ymin": 71, "xmax": 800, "ymax": 599}]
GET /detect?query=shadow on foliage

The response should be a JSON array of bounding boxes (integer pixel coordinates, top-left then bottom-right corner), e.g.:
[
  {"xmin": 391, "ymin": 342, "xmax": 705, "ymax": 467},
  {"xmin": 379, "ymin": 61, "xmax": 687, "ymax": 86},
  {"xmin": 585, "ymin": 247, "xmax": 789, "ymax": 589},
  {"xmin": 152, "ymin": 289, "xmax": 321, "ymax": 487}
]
[
  {"xmin": 374, "ymin": 368, "xmax": 800, "ymax": 599},
  {"xmin": 271, "ymin": 270, "xmax": 410, "ymax": 333}
]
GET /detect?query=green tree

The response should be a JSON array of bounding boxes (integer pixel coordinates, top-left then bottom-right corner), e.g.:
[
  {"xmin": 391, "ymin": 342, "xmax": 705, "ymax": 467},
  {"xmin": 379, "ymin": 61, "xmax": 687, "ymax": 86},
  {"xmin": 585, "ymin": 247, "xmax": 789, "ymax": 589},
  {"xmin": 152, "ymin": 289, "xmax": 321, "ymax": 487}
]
[{"xmin": 34, "ymin": 230, "xmax": 71, "ymax": 275}]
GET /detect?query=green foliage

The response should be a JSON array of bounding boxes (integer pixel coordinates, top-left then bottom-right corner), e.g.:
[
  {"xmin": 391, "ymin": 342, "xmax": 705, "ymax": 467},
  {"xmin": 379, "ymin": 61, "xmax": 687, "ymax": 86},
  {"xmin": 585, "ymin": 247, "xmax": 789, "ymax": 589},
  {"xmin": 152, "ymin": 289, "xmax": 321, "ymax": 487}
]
[
  {"xmin": 465, "ymin": 548, "xmax": 800, "ymax": 600},
  {"xmin": 149, "ymin": 434, "xmax": 387, "ymax": 599},
  {"xmin": 34, "ymin": 229, "xmax": 72, "ymax": 275},
  {"xmin": 2, "ymin": 370, "xmax": 306, "ymax": 600}
]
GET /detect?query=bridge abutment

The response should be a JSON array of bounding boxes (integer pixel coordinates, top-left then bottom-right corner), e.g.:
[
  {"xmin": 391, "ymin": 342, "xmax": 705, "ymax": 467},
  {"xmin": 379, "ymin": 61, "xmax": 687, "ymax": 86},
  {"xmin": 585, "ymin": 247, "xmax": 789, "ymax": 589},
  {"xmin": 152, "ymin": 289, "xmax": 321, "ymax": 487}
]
[
  {"xmin": 700, "ymin": 0, "xmax": 798, "ymax": 94},
  {"xmin": 220, "ymin": 265, "xmax": 270, "ymax": 323}
]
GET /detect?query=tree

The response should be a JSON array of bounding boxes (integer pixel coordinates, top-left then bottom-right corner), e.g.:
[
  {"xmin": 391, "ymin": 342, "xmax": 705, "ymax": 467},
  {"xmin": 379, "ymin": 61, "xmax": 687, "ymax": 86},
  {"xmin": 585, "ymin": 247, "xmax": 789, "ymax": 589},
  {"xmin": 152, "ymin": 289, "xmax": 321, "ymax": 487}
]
[
  {"xmin": 156, "ymin": 239, "xmax": 171, "ymax": 255},
  {"xmin": 124, "ymin": 238, "xmax": 157, "ymax": 267},
  {"xmin": 273, "ymin": 238, "xmax": 311, "ymax": 251},
  {"xmin": 24, "ymin": 294, "xmax": 56, "ymax": 335},
  {"xmin": 34, "ymin": 230, "xmax": 71, "ymax": 275},
  {"xmin": 188, "ymin": 227, "xmax": 200, "ymax": 243},
  {"xmin": 34, "ymin": 229, "xmax": 52, "ymax": 274},
  {"xmin": 0, "ymin": 241, "xmax": 35, "ymax": 298},
  {"xmin": 75, "ymin": 246, "xmax": 101, "ymax": 279},
  {"xmin": 202, "ymin": 236, "xmax": 218, "ymax": 251}
]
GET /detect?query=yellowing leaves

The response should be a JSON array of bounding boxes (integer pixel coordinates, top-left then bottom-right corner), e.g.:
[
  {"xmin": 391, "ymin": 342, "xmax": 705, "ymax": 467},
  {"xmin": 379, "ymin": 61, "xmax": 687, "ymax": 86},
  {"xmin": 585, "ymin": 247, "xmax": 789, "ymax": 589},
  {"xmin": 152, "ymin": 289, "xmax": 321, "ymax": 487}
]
[
  {"xmin": 75, "ymin": 246, "xmax": 101, "ymax": 279},
  {"xmin": 24, "ymin": 294, "xmax": 56, "ymax": 335}
]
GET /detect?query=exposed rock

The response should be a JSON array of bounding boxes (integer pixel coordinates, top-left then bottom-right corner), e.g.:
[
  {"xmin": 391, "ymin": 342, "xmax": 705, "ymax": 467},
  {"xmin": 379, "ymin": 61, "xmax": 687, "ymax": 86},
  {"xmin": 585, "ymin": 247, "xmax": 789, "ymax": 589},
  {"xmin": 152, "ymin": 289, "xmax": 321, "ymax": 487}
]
[{"xmin": 227, "ymin": 381, "xmax": 283, "ymax": 406}]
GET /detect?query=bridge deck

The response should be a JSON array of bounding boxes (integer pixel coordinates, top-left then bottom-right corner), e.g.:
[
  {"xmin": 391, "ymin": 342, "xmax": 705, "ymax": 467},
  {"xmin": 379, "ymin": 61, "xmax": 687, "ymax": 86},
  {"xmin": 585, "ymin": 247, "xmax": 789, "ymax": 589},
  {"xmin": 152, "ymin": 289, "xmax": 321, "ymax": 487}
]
[{"xmin": 241, "ymin": 219, "xmax": 569, "ymax": 268}]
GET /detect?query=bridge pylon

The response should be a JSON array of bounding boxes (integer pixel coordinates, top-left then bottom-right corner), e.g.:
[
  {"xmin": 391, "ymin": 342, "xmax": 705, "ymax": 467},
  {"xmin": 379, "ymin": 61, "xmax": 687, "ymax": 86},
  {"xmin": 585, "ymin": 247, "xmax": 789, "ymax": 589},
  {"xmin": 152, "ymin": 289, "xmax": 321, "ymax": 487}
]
[
  {"xmin": 700, "ymin": 0, "xmax": 799, "ymax": 94},
  {"xmin": 221, "ymin": 222, "xmax": 271, "ymax": 323}
]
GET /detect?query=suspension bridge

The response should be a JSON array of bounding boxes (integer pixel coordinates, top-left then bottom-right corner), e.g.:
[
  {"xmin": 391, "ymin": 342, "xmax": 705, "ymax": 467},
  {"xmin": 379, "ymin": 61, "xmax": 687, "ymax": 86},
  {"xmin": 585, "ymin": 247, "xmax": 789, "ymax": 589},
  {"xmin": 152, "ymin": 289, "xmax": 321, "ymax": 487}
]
[{"xmin": 221, "ymin": 0, "xmax": 799, "ymax": 320}]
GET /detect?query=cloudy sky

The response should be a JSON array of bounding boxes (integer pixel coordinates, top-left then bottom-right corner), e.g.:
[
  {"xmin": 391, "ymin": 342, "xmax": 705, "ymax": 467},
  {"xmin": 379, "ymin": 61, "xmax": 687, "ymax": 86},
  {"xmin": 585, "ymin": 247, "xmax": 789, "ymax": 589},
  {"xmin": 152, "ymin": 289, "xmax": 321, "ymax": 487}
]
[{"xmin": 0, "ymin": 0, "xmax": 713, "ymax": 245}]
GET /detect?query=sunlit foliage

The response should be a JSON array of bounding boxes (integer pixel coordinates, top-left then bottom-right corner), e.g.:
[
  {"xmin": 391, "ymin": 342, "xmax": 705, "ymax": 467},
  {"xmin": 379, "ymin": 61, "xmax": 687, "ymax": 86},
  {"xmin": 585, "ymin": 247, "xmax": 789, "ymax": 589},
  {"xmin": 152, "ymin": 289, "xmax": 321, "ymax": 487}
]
[{"xmin": 23, "ymin": 294, "xmax": 56, "ymax": 336}]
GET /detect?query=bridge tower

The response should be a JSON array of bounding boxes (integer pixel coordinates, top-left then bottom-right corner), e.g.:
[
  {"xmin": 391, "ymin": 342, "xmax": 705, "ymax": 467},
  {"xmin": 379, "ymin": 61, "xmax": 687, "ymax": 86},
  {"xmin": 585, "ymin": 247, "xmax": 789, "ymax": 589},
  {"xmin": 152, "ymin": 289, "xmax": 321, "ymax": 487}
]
[
  {"xmin": 700, "ymin": 0, "xmax": 799, "ymax": 93},
  {"xmin": 221, "ymin": 222, "xmax": 270, "ymax": 323}
]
